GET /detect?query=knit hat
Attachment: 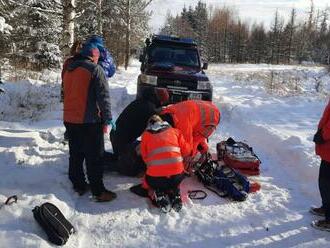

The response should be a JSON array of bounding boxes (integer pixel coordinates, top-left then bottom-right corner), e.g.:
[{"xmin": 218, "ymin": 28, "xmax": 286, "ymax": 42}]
[
  {"xmin": 80, "ymin": 43, "xmax": 100, "ymax": 63},
  {"xmin": 155, "ymin": 88, "xmax": 169, "ymax": 105}
]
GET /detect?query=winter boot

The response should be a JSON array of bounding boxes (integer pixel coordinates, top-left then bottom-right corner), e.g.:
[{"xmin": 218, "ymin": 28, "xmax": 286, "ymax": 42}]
[
  {"xmin": 130, "ymin": 184, "xmax": 149, "ymax": 198},
  {"xmin": 154, "ymin": 190, "xmax": 171, "ymax": 213},
  {"xmin": 310, "ymin": 206, "xmax": 325, "ymax": 217},
  {"xmin": 93, "ymin": 190, "xmax": 117, "ymax": 202},
  {"xmin": 312, "ymin": 219, "xmax": 330, "ymax": 232},
  {"xmin": 73, "ymin": 184, "xmax": 90, "ymax": 196},
  {"xmin": 170, "ymin": 189, "xmax": 182, "ymax": 212}
]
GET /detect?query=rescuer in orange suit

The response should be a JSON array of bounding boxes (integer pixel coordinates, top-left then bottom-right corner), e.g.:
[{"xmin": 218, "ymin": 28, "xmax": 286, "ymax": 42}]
[
  {"xmin": 131, "ymin": 115, "xmax": 192, "ymax": 212},
  {"xmin": 160, "ymin": 100, "xmax": 220, "ymax": 156}
]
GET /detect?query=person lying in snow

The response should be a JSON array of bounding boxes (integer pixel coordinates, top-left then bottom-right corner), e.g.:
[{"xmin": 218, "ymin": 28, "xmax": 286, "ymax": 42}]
[
  {"xmin": 104, "ymin": 88, "xmax": 169, "ymax": 176},
  {"xmin": 160, "ymin": 100, "xmax": 220, "ymax": 156},
  {"xmin": 131, "ymin": 115, "xmax": 192, "ymax": 212},
  {"xmin": 311, "ymin": 99, "xmax": 330, "ymax": 231}
]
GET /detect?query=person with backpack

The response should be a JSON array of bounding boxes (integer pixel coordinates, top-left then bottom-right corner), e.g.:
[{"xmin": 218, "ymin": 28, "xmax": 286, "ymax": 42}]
[
  {"xmin": 311, "ymin": 99, "xmax": 330, "ymax": 231},
  {"xmin": 61, "ymin": 40, "xmax": 83, "ymax": 141},
  {"xmin": 104, "ymin": 87, "xmax": 169, "ymax": 177},
  {"xmin": 137, "ymin": 115, "xmax": 191, "ymax": 212},
  {"xmin": 160, "ymin": 100, "xmax": 220, "ymax": 156},
  {"xmin": 63, "ymin": 40, "xmax": 116, "ymax": 202}
]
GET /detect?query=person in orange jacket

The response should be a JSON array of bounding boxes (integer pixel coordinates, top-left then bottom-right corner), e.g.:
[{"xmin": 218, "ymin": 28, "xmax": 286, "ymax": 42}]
[
  {"xmin": 160, "ymin": 100, "xmax": 220, "ymax": 156},
  {"xmin": 132, "ymin": 115, "xmax": 192, "ymax": 212},
  {"xmin": 311, "ymin": 99, "xmax": 330, "ymax": 231}
]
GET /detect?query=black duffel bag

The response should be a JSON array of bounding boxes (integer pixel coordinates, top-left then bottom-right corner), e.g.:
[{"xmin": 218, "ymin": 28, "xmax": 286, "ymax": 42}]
[{"xmin": 33, "ymin": 202, "xmax": 75, "ymax": 246}]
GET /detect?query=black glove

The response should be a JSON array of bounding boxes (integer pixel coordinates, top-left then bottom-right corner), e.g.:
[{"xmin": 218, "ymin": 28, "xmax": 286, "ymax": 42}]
[{"xmin": 313, "ymin": 129, "xmax": 325, "ymax": 144}]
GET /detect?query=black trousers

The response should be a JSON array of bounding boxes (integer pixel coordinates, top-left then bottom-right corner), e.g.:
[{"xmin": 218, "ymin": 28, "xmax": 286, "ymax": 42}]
[
  {"xmin": 109, "ymin": 130, "xmax": 146, "ymax": 176},
  {"xmin": 146, "ymin": 174, "xmax": 185, "ymax": 193},
  {"xmin": 319, "ymin": 160, "xmax": 330, "ymax": 221},
  {"xmin": 64, "ymin": 122, "xmax": 105, "ymax": 196}
]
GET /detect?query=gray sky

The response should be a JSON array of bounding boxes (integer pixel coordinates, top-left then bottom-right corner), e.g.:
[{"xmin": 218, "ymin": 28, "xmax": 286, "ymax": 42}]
[{"xmin": 147, "ymin": 0, "xmax": 329, "ymax": 32}]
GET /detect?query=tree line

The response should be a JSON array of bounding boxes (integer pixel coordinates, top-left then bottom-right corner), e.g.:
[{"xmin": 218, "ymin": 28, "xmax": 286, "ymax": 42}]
[
  {"xmin": 160, "ymin": 1, "xmax": 330, "ymax": 65},
  {"xmin": 0, "ymin": 0, "xmax": 152, "ymax": 70}
]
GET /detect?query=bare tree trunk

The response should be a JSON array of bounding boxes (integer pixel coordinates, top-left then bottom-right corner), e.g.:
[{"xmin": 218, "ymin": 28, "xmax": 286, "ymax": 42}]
[
  {"xmin": 97, "ymin": 0, "xmax": 103, "ymax": 35},
  {"xmin": 124, "ymin": 0, "xmax": 131, "ymax": 70},
  {"xmin": 62, "ymin": 0, "xmax": 76, "ymax": 56}
]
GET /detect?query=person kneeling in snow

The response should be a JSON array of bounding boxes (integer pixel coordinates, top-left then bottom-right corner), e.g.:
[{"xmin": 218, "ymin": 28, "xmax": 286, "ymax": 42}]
[
  {"xmin": 131, "ymin": 115, "xmax": 191, "ymax": 213},
  {"xmin": 311, "ymin": 99, "xmax": 330, "ymax": 231},
  {"xmin": 105, "ymin": 88, "xmax": 169, "ymax": 176}
]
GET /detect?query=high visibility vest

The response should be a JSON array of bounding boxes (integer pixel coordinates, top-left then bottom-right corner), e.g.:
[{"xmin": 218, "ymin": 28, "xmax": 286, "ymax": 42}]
[{"xmin": 141, "ymin": 128, "xmax": 186, "ymax": 177}]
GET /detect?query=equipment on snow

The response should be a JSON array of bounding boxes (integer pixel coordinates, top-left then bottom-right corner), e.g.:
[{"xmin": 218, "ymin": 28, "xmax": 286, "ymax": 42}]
[
  {"xmin": 217, "ymin": 137, "xmax": 261, "ymax": 176},
  {"xmin": 32, "ymin": 202, "xmax": 75, "ymax": 246},
  {"xmin": 0, "ymin": 195, "xmax": 17, "ymax": 210},
  {"xmin": 194, "ymin": 153, "xmax": 251, "ymax": 201}
]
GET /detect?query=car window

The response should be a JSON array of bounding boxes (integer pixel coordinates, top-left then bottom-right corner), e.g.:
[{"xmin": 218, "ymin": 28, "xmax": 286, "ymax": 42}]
[{"xmin": 148, "ymin": 46, "xmax": 200, "ymax": 67}]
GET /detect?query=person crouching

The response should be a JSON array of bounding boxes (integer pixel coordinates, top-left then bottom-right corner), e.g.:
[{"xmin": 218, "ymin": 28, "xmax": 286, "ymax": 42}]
[{"xmin": 139, "ymin": 115, "xmax": 192, "ymax": 213}]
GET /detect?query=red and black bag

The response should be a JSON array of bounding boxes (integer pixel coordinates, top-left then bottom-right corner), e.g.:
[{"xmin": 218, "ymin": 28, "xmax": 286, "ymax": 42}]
[{"xmin": 217, "ymin": 137, "xmax": 261, "ymax": 176}]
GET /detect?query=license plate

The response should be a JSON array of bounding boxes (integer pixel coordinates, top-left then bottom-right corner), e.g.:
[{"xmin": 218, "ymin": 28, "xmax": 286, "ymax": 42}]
[{"xmin": 188, "ymin": 93, "xmax": 202, "ymax": 100}]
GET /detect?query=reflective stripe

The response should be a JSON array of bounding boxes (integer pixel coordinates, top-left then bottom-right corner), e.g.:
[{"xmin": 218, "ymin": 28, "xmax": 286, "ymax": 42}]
[
  {"xmin": 147, "ymin": 146, "xmax": 181, "ymax": 158},
  {"xmin": 196, "ymin": 101, "xmax": 206, "ymax": 126},
  {"xmin": 210, "ymin": 108, "xmax": 215, "ymax": 125},
  {"xmin": 147, "ymin": 157, "xmax": 183, "ymax": 166}
]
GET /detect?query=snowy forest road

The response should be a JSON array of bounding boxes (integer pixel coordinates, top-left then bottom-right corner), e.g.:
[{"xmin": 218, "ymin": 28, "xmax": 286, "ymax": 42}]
[{"xmin": 0, "ymin": 62, "xmax": 330, "ymax": 247}]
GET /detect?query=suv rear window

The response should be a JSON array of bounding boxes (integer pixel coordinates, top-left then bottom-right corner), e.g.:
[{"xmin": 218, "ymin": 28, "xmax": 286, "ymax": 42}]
[{"xmin": 148, "ymin": 45, "xmax": 200, "ymax": 67}]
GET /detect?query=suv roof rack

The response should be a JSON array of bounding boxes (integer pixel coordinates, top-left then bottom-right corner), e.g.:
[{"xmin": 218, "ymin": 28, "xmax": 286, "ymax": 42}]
[{"xmin": 151, "ymin": 35, "xmax": 197, "ymax": 46}]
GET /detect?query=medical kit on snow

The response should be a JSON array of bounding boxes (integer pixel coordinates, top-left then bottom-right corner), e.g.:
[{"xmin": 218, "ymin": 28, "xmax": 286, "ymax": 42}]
[
  {"xmin": 217, "ymin": 137, "xmax": 261, "ymax": 176},
  {"xmin": 32, "ymin": 202, "xmax": 75, "ymax": 246}
]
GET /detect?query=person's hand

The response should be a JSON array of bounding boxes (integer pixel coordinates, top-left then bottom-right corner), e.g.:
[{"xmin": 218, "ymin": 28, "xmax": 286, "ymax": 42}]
[
  {"xmin": 105, "ymin": 119, "xmax": 116, "ymax": 131},
  {"xmin": 103, "ymin": 124, "xmax": 109, "ymax": 134},
  {"xmin": 197, "ymin": 142, "xmax": 209, "ymax": 154}
]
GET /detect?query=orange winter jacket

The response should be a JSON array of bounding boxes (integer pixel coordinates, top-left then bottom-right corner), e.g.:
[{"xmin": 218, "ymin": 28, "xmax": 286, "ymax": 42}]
[
  {"xmin": 161, "ymin": 100, "xmax": 220, "ymax": 155},
  {"xmin": 316, "ymin": 100, "xmax": 330, "ymax": 162},
  {"xmin": 63, "ymin": 56, "xmax": 112, "ymax": 124},
  {"xmin": 141, "ymin": 127, "xmax": 192, "ymax": 177}
]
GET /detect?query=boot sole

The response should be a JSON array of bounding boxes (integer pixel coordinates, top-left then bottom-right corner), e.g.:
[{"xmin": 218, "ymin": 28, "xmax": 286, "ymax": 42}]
[
  {"xmin": 311, "ymin": 221, "xmax": 330, "ymax": 232},
  {"xmin": 309, "ymin": 208, "xmax": 325, "ymax": 217}
]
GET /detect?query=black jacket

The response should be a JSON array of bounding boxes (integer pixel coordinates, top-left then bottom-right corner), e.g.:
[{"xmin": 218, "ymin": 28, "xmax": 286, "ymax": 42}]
[{"xmin": 113, "ymin": 91, "xmax": 161, "ymax": 144}]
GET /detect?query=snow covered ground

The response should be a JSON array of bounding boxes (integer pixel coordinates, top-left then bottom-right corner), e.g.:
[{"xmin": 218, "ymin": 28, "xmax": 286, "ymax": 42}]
[{"xmin": 0, "ymin": 61, "xmax": 330, "ymax": 247}]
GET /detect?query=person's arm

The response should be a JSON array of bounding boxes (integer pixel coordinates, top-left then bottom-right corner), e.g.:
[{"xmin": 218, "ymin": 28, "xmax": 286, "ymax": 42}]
[
  {"xmin": 177, "ymin": 130, "xmax": 192, "ymax": 157},
  {"xmin": 93, "ymin": 65, "xmax": 112, "ymax": 122}
]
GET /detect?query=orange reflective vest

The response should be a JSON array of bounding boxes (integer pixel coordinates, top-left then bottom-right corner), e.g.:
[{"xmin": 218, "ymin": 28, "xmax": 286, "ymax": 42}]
[
  {"xmin": 141, "ymin": 127, "xmax": 191, "ymax": 177},
  {"xmin": 316, "ymin": 100, "xmax": 330, "ymax": 162},
  {"xmin": 161, "ymin": 100, "xmax": 220, "ymax": 155}
]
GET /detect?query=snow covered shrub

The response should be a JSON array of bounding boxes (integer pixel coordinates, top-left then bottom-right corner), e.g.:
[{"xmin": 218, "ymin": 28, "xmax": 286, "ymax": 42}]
[
  {"xmin": 0, "ymin": 80, "xmax": 60, "ymax": 122},
  {"xmin": 34, "ymin": 42, "xmax": 61, "ymax": 69}
]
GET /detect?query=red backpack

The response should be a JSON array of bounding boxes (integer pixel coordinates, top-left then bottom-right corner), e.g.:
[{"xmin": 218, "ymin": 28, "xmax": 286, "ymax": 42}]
[{"xmin": 217, "ymin": 138, "xmax": 261, "ymax": 176}]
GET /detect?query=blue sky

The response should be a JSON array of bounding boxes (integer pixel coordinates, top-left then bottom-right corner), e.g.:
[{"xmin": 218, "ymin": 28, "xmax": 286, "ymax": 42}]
[{"xmin": 147, "ymin": 0, "xmax": 329, "ymax": 32}]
